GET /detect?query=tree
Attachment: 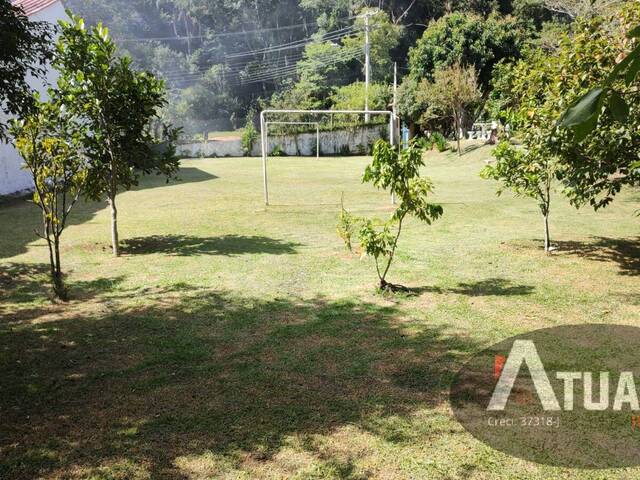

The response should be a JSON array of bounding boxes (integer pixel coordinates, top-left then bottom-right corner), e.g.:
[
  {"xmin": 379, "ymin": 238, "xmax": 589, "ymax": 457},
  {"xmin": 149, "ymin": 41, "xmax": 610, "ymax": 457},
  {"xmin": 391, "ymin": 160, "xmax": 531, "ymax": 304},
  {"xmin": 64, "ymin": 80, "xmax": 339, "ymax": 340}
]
[
  {"xmin": 174, "ymin": 65, "xmax": 242, "ymax": 134},
  {"xmin": 408, "ymin": 12, "xmax": 527, "ymax": 90},
  {"xmin": 422, "ymin": 64, "xmax": 481, "ymax": 155},
  {"xmin": 554, "ymin": 8, "xmax": 640, "ymax": 209},
  {"xmin": 241, "ymin": 109, "xmax": 257, "ymax": 156},
  {"xmin": 396, "ymin": 76, "xmax": 427, "ymax": 137},
  {"xmin": 481, "ymin": 43, "xmax": 566, "ymax": 252},
  {"xmin": 330, "ymin": 81, "xmax": 391, "ymax": 122},
  {"xmin": 558, "ymin": 20, "xmax": 640, "ymax": 206},
  {"xmin": 0, "ymin": 0, "xmax": 52, "ymax": 142},
  {"xmin": 481, "ymin": 141, "xmax": 559, "ymax": 252},
  {"xmin": 560, "ymin": 21, "xmax": 640, "ymax": 136},
  {"xmin": 500, "ymin": 4, "xmax": 640, "ymax": 211},
  {"xmin": 268, "ymin": 41, "xmax": 361, "ymax": 113},
  {"xmin": 339, "ymin": 140, "xmax": 443, "ymax": 291},
  {"xmin": 11, "ymin": 95, "xmax": 87, "ymax": 299},
  {"xmin": 55, "ymin": 14, "xmax": 180, "ymax": 256},
  {"xmin": 541, "ymin": 0, "xmax": 621, "ymax": 20}
]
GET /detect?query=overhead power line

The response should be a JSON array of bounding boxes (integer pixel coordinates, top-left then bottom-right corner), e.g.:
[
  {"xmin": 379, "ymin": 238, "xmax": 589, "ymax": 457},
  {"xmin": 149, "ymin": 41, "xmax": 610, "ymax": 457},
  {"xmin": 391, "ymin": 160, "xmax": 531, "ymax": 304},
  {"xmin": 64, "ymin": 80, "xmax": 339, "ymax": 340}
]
[
  {"xmin": 161, "ymin": 45, "xmax": 362, "ymax": 87},
  {"xmin": 224, "ymin": 26, "xmax": 358, "ymax": 59},
  {"xmin": 114, "ymin": 16, "xmax": 354, "ymax": 43},
  {"xmin": 231, "ymin": 48, "xmax": 362, "ymax": 85}
]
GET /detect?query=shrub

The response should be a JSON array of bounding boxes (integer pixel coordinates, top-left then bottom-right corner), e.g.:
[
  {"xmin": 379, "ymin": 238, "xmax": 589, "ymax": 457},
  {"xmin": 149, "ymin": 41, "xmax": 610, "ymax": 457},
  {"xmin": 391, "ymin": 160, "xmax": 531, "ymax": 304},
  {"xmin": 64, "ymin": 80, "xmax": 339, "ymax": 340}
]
[
  {"xmin": 270, "ymin": 145, "xmax": 284, "ymax": 156},
  {"xmin": 431, "ymin": 132, "xmax": 450, "ymax": 152},
  {"xmin": 241, "ymin": 113, "xmax": 257, "ymax": 157}
]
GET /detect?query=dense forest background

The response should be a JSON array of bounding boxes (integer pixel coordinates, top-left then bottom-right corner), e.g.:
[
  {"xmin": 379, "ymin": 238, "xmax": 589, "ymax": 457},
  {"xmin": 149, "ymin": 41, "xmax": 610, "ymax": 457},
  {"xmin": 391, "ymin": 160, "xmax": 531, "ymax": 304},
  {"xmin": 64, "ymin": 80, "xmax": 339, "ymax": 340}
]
[{"xmin": 63, "ymin": 0, "xmax": 598, "ymax": 137}]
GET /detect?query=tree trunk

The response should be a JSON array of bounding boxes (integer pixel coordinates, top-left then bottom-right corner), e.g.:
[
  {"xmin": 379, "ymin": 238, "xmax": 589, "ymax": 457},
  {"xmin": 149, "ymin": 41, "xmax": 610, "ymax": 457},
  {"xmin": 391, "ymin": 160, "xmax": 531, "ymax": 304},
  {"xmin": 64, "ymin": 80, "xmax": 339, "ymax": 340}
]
[
  {"xmin": 408, "ymin": 121, "xmax": 417, "ymax": 139},
  {"xmin": 108, "ymin": 193, "xmax": 120, "ymax": 257},
  {"xmin": 455, "ymin": 112, "xmax": 462, "ymax": 156},
  {"xmin": 52, "ymin": 234, "xmax": 67, "ymax": 300},
  {"xmin": 379, "ymin": 215, "xmax": 404, "ymax": 286},
  {"xmin": 543, "ymin": 212, "xmax": 550, "ymax": 253},
  {"xmin": 543, "ymin": 181, "xmax": 551, "ymax": 253}
]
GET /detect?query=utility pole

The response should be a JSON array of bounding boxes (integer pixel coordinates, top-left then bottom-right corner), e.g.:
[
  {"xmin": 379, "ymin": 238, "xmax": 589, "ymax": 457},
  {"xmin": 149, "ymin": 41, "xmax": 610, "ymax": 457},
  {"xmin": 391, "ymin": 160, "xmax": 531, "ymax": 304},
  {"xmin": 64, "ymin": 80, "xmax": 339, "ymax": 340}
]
[
  {"xmin": 393, "ymin": 61, "xmax": 398, "ymax": 143},
  {"xmin": 363, "ymin": 10, "xmax": 376, "ymax": 123}
]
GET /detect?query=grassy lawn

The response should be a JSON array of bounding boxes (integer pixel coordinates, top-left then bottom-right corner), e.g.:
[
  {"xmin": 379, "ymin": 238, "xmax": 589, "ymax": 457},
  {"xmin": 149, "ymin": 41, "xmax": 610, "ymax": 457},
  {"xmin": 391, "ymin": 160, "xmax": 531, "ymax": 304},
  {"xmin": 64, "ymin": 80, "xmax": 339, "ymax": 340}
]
[{"xmin": 1, "ymin": 145, "xmax": 639, "ymax": 479}]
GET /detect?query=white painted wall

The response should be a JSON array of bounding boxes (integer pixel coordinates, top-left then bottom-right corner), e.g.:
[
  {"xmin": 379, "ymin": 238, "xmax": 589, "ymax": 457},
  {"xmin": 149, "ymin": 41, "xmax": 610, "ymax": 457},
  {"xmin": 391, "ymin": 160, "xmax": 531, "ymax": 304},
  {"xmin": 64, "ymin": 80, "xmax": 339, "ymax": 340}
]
[
  {"xmin": 177, "ymin": 125, "xmax": 388, "ymax": 158},
  {"xmin": 0, "ymin": 1, "xmax": 66, "ymax": 196}
]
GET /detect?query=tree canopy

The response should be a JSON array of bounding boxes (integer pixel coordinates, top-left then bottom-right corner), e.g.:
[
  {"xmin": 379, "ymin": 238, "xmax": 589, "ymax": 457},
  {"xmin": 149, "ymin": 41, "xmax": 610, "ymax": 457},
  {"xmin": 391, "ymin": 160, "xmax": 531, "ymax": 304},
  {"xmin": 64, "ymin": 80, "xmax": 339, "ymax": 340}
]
[
  {"xmin": 55, "ymin": 14, "xmax": 180, "ymax": 256},
  {"xmin": 408, "ymin": 12, "xmax": 527, "ymax": 90},
  {"xmin": 0, "ymin": 0, "xmax": 52, "ymax": 142}
]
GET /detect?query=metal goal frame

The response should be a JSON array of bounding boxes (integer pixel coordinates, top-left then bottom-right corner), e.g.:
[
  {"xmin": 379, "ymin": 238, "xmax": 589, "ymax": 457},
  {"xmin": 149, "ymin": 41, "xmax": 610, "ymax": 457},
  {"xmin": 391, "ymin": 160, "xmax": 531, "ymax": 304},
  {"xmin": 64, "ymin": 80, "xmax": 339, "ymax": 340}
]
[{"xmin": 260, "ymin": 109, "xmax": 395, "ymax": 206}]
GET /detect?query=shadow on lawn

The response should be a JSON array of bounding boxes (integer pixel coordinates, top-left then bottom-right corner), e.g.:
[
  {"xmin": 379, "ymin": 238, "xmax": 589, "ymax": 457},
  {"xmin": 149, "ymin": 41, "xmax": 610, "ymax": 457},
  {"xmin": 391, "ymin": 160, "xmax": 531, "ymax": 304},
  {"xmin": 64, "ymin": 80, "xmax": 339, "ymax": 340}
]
[
  {"xmin": 0, "ymin": 263, "xmax": 124, "ymax": 319},
  {"xmin": 553, "ymin": 236, "xmax": 640, "ymax": 276},
  {"xmin": 130, "ymin": 167, "xmax": 218, "ymax": 191},
  {"xmin": 0, "ymin": 167, "xmax": 216, "ymax": 261},
  {"xmin": 0, "ymin": 199, "xmax": 107, "ymax": 261},
  {"xmin": 408, "ymin": 277, "xmax": 535, "ymax": 297},
  {"xmin": 121, "ymin": 234, "xmax": 301, "ymax": 256},
  {"xmin": 0, "ymin": 285, "xmax": 479, "ymax": 479}
]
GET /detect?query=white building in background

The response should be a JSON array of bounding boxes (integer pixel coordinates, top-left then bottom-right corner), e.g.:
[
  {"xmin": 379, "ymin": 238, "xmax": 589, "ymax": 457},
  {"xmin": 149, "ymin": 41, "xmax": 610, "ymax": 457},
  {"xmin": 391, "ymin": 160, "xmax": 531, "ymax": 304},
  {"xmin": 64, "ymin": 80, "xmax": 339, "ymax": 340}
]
[{"xmin": 0, "ymin": 0, "xmax": 66, "ymax": 196}]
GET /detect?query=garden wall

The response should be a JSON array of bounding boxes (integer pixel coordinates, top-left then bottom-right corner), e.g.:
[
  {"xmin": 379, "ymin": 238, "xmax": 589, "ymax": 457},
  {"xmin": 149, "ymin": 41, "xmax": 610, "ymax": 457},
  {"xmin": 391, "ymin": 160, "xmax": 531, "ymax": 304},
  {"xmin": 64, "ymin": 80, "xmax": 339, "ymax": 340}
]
[{"xmin": 177, "ymin": 125, "xmax": 388, "ymax": 158}]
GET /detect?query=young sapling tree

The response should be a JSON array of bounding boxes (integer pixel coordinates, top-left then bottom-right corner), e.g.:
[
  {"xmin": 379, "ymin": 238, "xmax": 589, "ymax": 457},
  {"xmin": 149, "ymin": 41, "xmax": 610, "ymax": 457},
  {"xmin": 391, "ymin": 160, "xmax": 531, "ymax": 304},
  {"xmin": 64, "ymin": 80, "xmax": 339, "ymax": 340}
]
[
  {"xmin": 481, "ymin": 142, "xmax": 558, "ymax": 252},
  {"xmin": 339, "ymin": 139, "xmax": 443, "ymax": 291},
  {"xmin": 11, "ymin": 96, "xmax": 87, "ymax": 300}
]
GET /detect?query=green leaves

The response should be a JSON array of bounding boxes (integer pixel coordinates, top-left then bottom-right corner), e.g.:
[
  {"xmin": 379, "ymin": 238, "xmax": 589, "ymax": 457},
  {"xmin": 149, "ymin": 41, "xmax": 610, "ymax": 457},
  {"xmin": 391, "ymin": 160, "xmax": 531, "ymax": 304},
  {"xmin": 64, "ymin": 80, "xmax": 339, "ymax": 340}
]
[
  {"xmin": 559, "ymin": 22, "xmax": 640, "ymax": 140},
  {"xmin": 358, "ymin": 220, "xmax": 396, "ymax": 261},
  {"xmin": 628, "ymin": 25, "xmax": 640, "ymax": 38},
  {"xmin": 559, "ymin": 87, "xmax": 604, "ymax": 131},
  {"xmin": 608, "ymin": 91, "xmax": 629, "ymax": 123},
  {"xmin": 54, "ymin": 12, "xmax": 179, "ymax": 199},
  {"xmin": 0, "ymin": 0, "xmax": 53, "ymax": 141}
]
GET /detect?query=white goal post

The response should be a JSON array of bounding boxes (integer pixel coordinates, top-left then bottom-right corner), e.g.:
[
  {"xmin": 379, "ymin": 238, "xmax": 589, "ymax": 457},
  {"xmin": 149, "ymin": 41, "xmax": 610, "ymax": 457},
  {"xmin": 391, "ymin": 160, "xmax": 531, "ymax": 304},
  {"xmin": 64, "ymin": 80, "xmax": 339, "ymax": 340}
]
[
  {"xmin": 264, "ymin": 121, "xmax": 320, "ymax": 160},
  {"xmin": 260, "ymin": 109, "xmax": 397, "ymax": 206}
]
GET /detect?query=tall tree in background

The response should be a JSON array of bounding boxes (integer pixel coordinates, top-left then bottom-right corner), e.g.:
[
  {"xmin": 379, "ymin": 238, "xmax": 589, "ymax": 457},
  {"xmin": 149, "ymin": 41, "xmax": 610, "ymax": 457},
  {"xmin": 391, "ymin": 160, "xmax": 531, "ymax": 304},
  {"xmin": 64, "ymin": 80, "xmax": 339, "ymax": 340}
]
[
  {"xmin": 542, "ymin": 0, "xmax": 621, "ymax": 19},
  {"xmin": 408, "ymin": 12, "xmax": 526, "ymax": 90},
  {"xmin": 422, "ymin": 64, "xmax": 481, "ymax": 155},
  {"xmin": 0, "ymin": 0, "xmax": 52, "ymax": 142},
  {"xmin": 55, "ymin": 14, "xmax": 180, "ymax": 256}
]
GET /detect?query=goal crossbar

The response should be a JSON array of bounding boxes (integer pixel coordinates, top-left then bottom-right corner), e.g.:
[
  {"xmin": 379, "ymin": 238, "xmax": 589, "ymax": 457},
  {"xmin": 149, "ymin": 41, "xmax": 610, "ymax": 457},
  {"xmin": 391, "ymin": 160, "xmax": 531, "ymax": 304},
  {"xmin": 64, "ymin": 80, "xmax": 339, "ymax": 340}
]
[{"xmin": 260, "ymin": 109, "xmax": 396, "ymax": 206}]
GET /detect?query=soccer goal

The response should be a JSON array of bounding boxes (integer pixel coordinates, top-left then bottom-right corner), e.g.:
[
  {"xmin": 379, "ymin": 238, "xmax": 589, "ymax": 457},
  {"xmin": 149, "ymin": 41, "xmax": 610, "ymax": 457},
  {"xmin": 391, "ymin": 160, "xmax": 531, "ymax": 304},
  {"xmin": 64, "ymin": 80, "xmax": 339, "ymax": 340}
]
[{"xmin": 260, "ymin": 109, "xmax": 397, "ymax": 206}]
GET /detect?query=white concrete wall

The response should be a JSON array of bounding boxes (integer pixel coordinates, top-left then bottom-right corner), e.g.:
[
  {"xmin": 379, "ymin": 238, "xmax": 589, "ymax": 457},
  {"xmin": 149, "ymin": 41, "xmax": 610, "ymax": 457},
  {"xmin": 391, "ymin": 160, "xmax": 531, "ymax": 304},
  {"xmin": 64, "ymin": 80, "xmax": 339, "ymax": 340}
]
[
  {"xmin": 177, "ymin": 125, "xmax": 389, "ymax": 158},
  {"xmin": 0, "ymin": 1, "xmax": 65, "ymax": 196}
]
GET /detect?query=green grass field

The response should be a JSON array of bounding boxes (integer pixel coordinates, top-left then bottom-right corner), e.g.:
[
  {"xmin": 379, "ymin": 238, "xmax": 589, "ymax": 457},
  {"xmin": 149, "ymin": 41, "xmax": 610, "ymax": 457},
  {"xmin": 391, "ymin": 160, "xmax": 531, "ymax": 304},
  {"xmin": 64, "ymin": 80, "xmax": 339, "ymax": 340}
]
[{"xmin": 1, "ymin": 145, "xmax": 639, "ymax": 479}]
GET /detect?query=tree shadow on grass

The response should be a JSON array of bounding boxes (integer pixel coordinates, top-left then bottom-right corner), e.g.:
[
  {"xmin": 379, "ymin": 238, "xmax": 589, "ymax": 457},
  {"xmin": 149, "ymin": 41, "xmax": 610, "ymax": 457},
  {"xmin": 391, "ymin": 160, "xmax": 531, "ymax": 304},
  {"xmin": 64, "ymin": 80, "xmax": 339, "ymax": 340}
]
[
  {"xmin": 0, "ymin": 262, "xmax": 127, "ymax": 322},
  {"xmin": 407, "ymin": 277, "xmax": 535, "ymax": 297},
  {"xmin": 553, "ymin": 236, "xmax": 640, "ymax": 276},
  {"xmin": 0, "ymin": 285, "xmax": 480, "ymax": 479},
  {"xmin": 0, "ymin": 199, "xmax": 108, "ymax": 261},
  {"xmin": 121, "ymin": 235, "xmax": 301, "ymax": 257},
  {"xmin": 130, "ymin": 167, "xmax": 218, "ymax": 191},
  {"xmin": 0, "ymin": 167, "xmax": 216, "ymax": 261}
]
